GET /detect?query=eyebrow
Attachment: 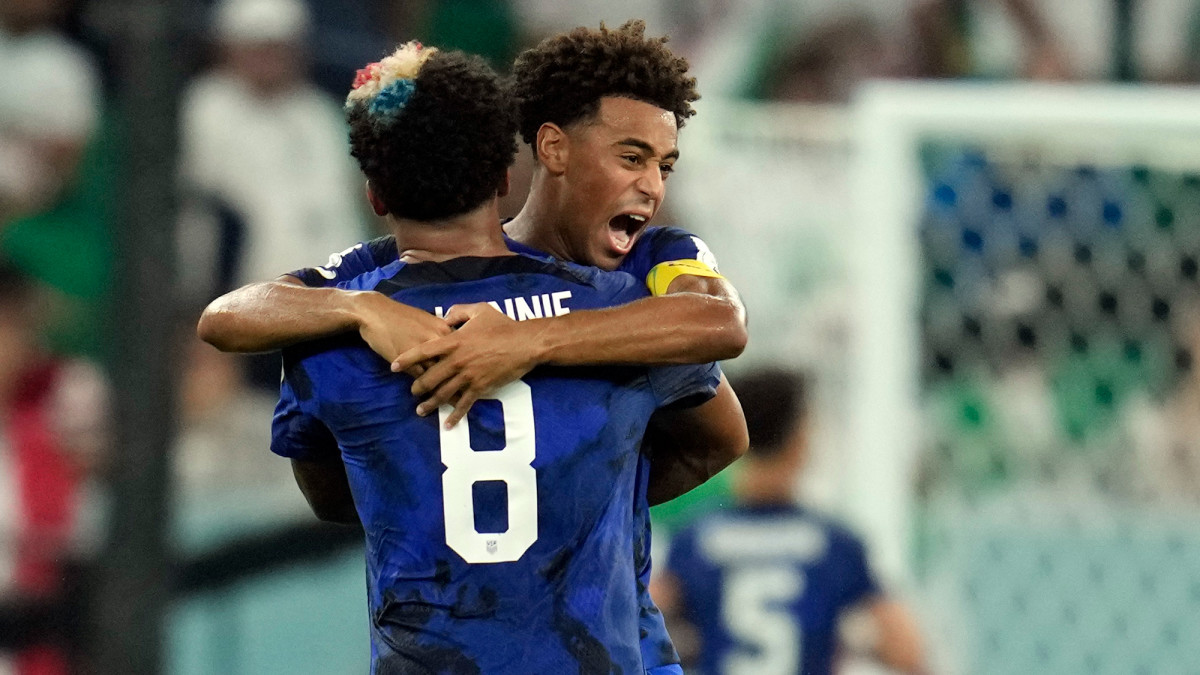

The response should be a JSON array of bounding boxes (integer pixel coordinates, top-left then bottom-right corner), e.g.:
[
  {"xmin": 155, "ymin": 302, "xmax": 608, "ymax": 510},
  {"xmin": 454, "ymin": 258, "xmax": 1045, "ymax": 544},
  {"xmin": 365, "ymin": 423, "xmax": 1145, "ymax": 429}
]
[{"xmin": 617, "ymin": 138, "xmax": 680, "ymax": 161}]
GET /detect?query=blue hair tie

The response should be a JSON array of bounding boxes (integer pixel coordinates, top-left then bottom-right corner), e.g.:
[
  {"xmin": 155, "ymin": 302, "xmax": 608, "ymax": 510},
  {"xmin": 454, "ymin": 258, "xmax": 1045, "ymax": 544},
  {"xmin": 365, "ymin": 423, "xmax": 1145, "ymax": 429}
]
[{"xmin": 369, "ymin": 78, "xmax": 416, "ymax": 119}]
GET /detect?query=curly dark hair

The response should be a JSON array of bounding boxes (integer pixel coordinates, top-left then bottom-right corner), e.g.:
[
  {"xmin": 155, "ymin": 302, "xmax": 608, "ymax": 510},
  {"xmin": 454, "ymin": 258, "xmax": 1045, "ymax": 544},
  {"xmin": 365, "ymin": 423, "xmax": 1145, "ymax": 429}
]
[
  {"xmin": 732, "ymin": 368, "xmax": 808, "ymax": 459},
  {"xmin": 346, "ymin": 50, "xmax": 518, "ymax": 221},
  {"xmin": 512, "ymin": 19, "xmax": 700, "ymax": 146}
]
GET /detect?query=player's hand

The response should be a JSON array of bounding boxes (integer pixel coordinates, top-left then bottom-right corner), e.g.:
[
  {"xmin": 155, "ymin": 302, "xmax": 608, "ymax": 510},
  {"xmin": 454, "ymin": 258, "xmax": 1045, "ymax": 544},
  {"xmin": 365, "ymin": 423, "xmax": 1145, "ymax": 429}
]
[
  {"xmin": 391, "ymin": 302, "xmax": 543, "ymax": 428},
  {"xmin": 352, "ymin": 291, "xmax": 452, "ymax": 376}
]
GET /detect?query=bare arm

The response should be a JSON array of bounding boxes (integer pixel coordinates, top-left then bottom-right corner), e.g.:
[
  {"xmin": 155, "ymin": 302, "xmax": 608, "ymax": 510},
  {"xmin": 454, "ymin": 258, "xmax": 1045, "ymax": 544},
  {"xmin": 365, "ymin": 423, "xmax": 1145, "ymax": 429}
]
[
  {"xmin": 644, "ymin": 374, "xmax": 748, "ymax": 506},
  {"xmin": 197, "ymin": 275, "xmax": 451, "ymax": 363},
  {"xmin": 533, "ymin": 275, "xmax": 747, "ymax": 366},
  {"xmin": 840, "ymin": 597, "xmax": 927, "ymax": 675},
  {"xmin": 393, "ymin": 274, "xmax": 748, "ymax": 426},
  {"xmin": 291, "ymin": 456, "xmax": 360, "ymax": 526}
]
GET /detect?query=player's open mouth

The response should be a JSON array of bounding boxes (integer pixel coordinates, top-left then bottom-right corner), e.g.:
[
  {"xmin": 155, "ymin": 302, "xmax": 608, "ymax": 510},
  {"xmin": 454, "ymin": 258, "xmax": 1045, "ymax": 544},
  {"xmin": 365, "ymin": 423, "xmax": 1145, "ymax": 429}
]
[{"xmin": 607, "ymin": 213, "xmax": 649, "ymax": 255}]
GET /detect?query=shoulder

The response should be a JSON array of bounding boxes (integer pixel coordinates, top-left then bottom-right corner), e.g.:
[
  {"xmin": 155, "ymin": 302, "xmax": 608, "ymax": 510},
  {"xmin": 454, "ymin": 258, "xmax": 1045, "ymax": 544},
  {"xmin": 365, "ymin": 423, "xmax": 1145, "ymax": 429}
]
[
  {"xmin": 647, "ymin": 227, "xmax": 720, "ymax": 269},
  {"xmin": 364, "ymin": 235, "xmax": 399, "ymax": 262},
  {"xmin": 564, "ymin": 263, "xmax": 647, "ymax": 309},
  {"xmin": 636, "ymin": 226, "xmax": 712, "ymax": 252},
  {"xmin": 620, "ymin": 226, "xmax": 723, "ymax": 291},
  {"xmin": 797, "ymin": 507, "xmax": 869, "ymax": 554},
  {"xmin": 294, "ymin": 236, "xmax": 398, "ymax": 287},
  {"xmin": 336, "ymin": 257, "xmax": 407, "ymax": 293},
  {"xmin": 637, "ymin": 226, "xmax": 699, "ymax": 246}
]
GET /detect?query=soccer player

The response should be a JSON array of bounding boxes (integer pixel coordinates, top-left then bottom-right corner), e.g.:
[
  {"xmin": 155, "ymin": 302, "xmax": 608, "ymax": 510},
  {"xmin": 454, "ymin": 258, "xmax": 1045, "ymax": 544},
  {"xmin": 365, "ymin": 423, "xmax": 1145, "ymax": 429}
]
[
  {"xmin": 274, "ymin": 42, "xmax": 723, "ymax": 672},
  {"xmin": 655, "ymin": 368, "xmax": 927, "ymax": 675}
]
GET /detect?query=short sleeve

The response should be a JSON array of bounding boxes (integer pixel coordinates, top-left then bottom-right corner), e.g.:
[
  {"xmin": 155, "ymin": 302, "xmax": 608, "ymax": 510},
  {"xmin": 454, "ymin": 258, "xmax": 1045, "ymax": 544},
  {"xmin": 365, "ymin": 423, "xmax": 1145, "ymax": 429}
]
[
  {"xmin": 619, "ymin": 227, "xmax": 723, "ymax": 294},
  {"xmin": 270, "ymin": 358, "xmax": 337, "ymax": 460},
  {"xmin": 834, "ymin": 532, "xmax": 881, "ymax": 610},
  {"xmin": 288, "ymin": 236, "xmax": 397, "ymax": 287},
  {"xmin": 648, "ymin": 362, "xmax": 722, "ymax": 410}
]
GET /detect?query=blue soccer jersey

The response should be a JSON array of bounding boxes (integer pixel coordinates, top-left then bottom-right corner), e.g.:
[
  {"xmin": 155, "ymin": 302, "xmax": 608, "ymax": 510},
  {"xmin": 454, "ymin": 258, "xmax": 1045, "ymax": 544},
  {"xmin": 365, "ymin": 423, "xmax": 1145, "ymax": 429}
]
[
  {"xmin": 272, "ymin": 254, "xmax": 720, "ymax": 673},
  {"xmin": 287, "ymin": 226, "xmax": 724, "ymax": 672},
  {"xmin": 664, "ymin": 504, "xmax": 881, "ymax": 675},
  {"xmin": 289, "ymin": 226, "xmax": 721, "ymax": 296}
]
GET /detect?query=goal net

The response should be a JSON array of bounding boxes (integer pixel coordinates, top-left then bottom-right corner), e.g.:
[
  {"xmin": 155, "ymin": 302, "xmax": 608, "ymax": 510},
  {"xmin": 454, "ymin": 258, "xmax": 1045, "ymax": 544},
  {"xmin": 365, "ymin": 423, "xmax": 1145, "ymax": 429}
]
[{"xmin": 856, "ymin": 82, "xmax": 1200, "ymax": 675}]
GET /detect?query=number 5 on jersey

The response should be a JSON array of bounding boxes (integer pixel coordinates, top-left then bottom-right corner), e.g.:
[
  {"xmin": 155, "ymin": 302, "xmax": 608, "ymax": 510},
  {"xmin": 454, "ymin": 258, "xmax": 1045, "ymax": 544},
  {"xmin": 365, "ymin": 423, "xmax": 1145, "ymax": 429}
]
[{"xmin": 439, "ymin": 380, "xmax": 538, "ymax": 563}]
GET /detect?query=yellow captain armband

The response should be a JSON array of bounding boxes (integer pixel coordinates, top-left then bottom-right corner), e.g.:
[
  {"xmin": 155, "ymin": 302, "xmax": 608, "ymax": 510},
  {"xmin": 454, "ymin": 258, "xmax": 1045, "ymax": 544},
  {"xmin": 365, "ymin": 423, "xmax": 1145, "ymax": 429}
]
[{"xmin": 645, "ymin": 259, "xmax": 724, "ymax": 296}]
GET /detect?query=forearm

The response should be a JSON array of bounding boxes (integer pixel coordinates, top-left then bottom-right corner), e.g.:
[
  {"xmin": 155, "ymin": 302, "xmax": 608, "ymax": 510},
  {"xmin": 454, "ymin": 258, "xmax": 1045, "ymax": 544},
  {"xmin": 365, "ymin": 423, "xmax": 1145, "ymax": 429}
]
[
  {"xmin": 533, "ymin": 292, "xmax": 747, "ymax": 367},
  {"xmin": 870, "ymin": 599, "xmax": 927, "ymax": 675},
  {"xmin": 197, "ymin": 277, "xmax": 363, "ymax": 352}
]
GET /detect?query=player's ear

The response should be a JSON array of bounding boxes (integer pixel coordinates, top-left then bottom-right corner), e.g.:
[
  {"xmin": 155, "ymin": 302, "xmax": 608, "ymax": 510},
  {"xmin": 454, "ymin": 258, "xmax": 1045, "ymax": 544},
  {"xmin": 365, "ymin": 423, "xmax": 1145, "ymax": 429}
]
[
  {"xmin": 535, "ymin": 122, "xmax": 568, "ymax": 176},
  {"xmin": 365, "ymin": 180, "xmax": 388, "ymax": 216}
]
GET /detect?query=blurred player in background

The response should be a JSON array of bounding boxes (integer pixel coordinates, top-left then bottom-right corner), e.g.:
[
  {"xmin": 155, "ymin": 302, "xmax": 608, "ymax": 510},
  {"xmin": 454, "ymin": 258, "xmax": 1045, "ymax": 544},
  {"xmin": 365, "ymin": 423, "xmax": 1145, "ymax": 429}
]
[
  {"xmin": 654, "ymin": 368, "xmax": 926, "ymax": 675},
  {"xmin": 271, "ymin": 41, "xmax": 726, "ymax": 672}
]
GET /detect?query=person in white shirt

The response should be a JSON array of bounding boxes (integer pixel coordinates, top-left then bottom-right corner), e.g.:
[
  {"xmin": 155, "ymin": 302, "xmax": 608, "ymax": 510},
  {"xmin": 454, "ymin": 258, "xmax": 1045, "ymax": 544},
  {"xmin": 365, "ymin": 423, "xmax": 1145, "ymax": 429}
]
[
  {"xmin": 179, "ymin": 0, "xmax": 366, "ymax": 289},
  {"xmin": 0, "ymin": 0, "xmax": 100, "ymax": 223}
]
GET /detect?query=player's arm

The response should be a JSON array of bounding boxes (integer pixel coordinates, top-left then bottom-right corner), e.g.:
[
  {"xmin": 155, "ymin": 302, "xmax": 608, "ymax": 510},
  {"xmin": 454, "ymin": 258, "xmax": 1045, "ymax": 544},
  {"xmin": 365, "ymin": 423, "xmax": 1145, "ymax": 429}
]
[
  {"xmin": 533, "ymin": 272, "xmax": 746, "ymax": 365},
  {"xmin": 840, "ymin": 597, "xmax": 927, "ymax": 674},
  {"xmin": 395, "ymin": 265, "xmax": 747, "ymax": 427},
  {"xmin": 643, "ymin": 373, "xmax": 748, "ymax": 506},
  {"xmin": 197, "ymin": 274, "xmax": 450, "ymax": 363},
  {"xmin": 291, "ymin": 455, "xmax": 360, "ymax": 526}
]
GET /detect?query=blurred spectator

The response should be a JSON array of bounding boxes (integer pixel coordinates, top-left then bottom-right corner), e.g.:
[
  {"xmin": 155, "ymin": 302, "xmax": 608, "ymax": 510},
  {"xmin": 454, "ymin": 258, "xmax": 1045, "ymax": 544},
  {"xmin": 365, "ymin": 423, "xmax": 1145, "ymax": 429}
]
[
  {"xmin": 757, "ymin": 13, "xmax": 897, "ymax": 103},
  {"xmin": 667, "ymin": 0, "xmax": 911, "ymax": 100},
  {"xmin": 0, "ymin": 261, "xmax": 108, "ymax": 675},
  {"xmin": 671, "ymin": 0, "xmax": 1076, "ymax": 104},
  {"xmin": 179, "ymin": 0, "xmax": 366, "ymax": 293},
  {"xmin": 909, "ymin": 0, "xmax": 1071, "ymax": 81},
  {"xmin": 653, "ymin": 368, "xmax": 925, "ymax": 674},
  {"xmin": 174, "ymin": 309, "xmax": 286, "ymax": 496},
  {"xmin": 0, "ymin": 0, "xmax": 111, "ymax": 361},
  {"xmin": 511, "ymin": 0, "xmax": 679, "ymax": 47},
  {"xmin": 0, "ymin": 0, "xmax": 100, "ymax": 223},
  {"xmin": 421, "ymin": 0, "xmax": 519, "ymax": 71}
]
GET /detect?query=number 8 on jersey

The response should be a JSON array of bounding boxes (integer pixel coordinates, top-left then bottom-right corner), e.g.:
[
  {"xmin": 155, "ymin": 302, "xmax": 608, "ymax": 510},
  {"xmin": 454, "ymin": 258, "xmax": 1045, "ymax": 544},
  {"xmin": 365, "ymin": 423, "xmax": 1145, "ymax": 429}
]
[{"xmin": 439, "ymin": 380, "xmax": 538, "ymax": 563}]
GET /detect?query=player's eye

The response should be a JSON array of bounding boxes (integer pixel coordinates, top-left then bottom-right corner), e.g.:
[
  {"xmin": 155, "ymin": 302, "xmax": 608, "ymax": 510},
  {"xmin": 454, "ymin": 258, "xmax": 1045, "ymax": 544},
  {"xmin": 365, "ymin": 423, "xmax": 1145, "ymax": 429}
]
[
  {"xmin": 660, "ymin": 164, "xmax": 675, "ymax": 179},
  {"xmin": 622, "ymin": 154, "xmax": 642, "ymax": 165}
]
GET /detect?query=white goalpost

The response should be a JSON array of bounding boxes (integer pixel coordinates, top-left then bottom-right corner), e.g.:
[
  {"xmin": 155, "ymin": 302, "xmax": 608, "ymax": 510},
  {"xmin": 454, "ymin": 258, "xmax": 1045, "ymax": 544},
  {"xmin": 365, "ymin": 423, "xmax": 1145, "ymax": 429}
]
[{"xmin": 854, "ymin": 81, "xmax": 1200, "ymax": 674}]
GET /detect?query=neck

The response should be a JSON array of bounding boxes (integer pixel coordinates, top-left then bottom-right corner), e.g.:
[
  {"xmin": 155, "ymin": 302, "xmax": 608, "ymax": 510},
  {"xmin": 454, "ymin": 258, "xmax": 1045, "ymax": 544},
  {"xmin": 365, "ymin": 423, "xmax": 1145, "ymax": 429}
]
[
  {"xmin": 504, "ymin": 167, "xmax": 573, "ymax": 260},
  {"xmin": 734, "ymin": 462, "xmax": 797, "ymax": 506},
  {"xmin": 392, "ymin": 199, "xmax": 511, "ymax": 263}
]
